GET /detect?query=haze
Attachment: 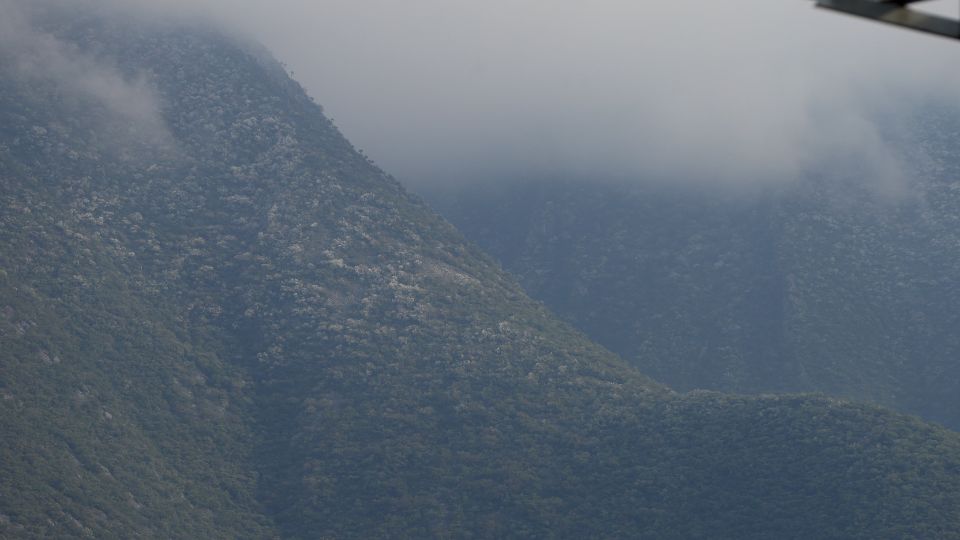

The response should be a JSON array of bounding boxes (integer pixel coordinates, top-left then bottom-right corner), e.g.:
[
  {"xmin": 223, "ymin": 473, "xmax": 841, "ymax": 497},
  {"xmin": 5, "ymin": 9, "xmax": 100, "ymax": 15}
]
[{"xmin": 21, "ymin": 0, "xmax": 960, "ymax": 186}]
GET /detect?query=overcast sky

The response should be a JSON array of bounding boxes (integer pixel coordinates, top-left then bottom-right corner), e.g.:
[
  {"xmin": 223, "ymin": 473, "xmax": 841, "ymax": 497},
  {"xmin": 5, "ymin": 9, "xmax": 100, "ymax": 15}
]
[{"xmin": 71, "ymin": 0, "xmax": 960, "ymax": 186}]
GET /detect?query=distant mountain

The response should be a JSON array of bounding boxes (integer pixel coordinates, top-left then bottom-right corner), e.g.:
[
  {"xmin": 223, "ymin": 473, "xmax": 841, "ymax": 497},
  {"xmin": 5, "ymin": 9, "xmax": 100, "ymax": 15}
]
[
  {"xmin": 427, "ymin": 109, "xmax": 960, "ymax": 429},
  {"xmin": 4, "ymin": 2, "xmax": 960, "ymax": 538}
]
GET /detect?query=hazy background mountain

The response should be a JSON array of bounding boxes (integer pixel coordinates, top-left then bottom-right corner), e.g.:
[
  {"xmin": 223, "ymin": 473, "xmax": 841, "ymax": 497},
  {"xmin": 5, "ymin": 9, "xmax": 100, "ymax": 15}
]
[
  {"xmin": 427, "ymin": 105, "xmax": 960, "ymax": 429},
  {"xmin": 5, "ymin": 1, "xmax": 960, "ymax": 538}
]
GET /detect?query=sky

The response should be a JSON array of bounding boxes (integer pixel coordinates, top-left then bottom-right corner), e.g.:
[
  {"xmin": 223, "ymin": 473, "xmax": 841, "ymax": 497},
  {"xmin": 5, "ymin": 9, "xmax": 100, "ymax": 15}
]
[{"xmin": 13, "ymin": 0, "xmax": 960, "ymax": 187}]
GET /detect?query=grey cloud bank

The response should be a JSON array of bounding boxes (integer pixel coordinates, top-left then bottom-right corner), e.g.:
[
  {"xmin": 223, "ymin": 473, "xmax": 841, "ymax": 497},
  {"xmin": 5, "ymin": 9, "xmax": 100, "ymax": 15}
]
[{"xmin": 13, "ymin": 0, "xmax": 960, "ymax": 187}]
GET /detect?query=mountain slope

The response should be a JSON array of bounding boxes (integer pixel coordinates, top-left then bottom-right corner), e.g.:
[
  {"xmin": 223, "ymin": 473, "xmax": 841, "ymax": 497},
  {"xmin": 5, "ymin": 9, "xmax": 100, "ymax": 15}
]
[{"xmin": 4, "ymin": 2, "xmax": 960, "ymax": 538}]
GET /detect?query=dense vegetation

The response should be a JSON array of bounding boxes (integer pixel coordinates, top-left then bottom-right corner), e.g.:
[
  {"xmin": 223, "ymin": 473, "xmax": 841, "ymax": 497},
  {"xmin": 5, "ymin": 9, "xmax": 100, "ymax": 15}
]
[
  {"xmin": 3, "ymin": 2, "xmax": 960, "ymax": 537},
  {"xmin": 428, "ymin": 121, "xmax": 960, "ymax": 430}
]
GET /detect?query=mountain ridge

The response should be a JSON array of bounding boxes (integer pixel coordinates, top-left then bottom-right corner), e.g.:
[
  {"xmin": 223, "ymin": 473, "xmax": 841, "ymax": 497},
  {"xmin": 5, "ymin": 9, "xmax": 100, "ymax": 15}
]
[{"xmin": 4, "ymin": 3, "xmax": 960, "ymax": 538}]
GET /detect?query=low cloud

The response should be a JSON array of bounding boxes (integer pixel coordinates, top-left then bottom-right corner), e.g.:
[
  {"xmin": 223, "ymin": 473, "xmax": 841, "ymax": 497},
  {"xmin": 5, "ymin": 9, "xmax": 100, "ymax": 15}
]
[{"xmin": 7, "ymin": 0, "xmax": 960, "ymax": 188}]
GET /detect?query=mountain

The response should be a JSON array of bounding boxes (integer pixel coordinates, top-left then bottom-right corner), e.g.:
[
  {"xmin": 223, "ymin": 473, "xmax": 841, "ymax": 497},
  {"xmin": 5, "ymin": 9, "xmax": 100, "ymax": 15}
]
[
  {"xmin": 4, "ymin": 2, "xmax": 960, "ymax": 538},
  {"xmin": 426, "ymin": 109, "xmax": 960, "ymax": 429}
]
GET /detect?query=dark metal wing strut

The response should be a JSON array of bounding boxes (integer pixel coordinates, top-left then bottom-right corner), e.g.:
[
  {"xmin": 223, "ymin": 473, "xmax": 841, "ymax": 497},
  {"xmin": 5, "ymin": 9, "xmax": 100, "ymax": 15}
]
[{"xmin": 816, "ymin": 0, "xmax": 960, "ymax": 40}]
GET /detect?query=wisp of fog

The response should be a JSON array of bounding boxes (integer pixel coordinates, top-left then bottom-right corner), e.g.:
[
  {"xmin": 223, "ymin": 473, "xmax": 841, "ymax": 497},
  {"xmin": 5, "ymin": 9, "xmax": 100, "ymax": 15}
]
[{"xmin": 0, "ymin": 0, "xmax": 173, "ymax": 150}]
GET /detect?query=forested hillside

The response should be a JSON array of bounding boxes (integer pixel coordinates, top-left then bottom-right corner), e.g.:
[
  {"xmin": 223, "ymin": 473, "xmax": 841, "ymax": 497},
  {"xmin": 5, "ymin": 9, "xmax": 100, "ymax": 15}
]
[{"xmin": 3, "ymin": 2, "xmax": 960, "ymax": 538}]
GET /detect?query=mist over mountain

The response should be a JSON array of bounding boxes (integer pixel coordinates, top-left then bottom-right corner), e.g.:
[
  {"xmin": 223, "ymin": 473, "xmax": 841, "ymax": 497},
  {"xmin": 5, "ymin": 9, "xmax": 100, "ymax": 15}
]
[
  {"xmin": 5, "ymin": 1, "xmax": 960, "ymax": 538},
  {"xmin": 225, "ymin": 0, "xmax": 959, "ymax": 190}
]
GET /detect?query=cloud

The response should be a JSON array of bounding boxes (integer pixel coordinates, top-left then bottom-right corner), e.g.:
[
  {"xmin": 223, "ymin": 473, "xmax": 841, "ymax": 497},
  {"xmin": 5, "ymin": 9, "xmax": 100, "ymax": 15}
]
[{"xmin": 8, "ymin": 0, "xmax": 960, "ymax": 187}]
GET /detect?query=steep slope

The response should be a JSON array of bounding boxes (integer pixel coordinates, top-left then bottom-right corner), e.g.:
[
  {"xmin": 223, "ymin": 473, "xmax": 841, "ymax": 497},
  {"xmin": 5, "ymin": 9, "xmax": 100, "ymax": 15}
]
[
  {"xmin": 429, "ymin": 129, "xmax": 960, "ymax": 429},
  {"xmin": 4, "ymin": 2, "xmax": 960, "ymax": 538}
]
